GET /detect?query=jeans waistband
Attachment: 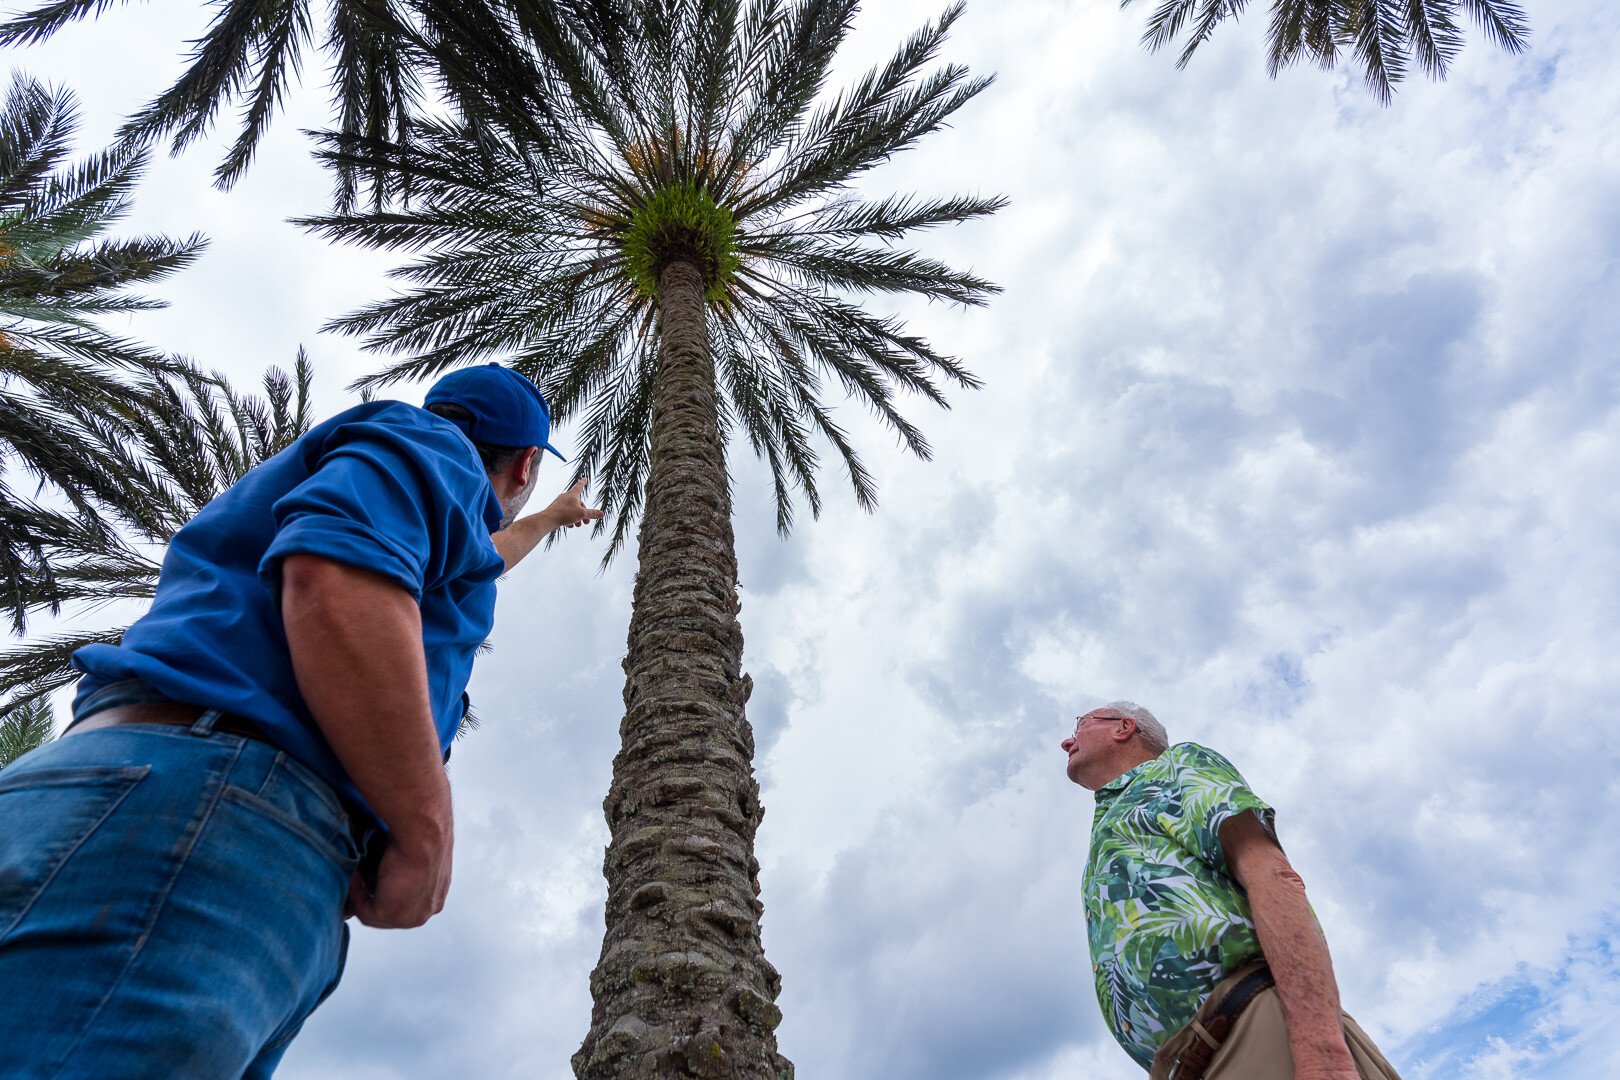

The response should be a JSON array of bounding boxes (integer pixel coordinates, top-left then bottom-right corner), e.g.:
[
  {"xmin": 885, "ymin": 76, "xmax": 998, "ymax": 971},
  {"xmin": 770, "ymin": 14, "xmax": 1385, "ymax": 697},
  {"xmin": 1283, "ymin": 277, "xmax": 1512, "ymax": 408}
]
[
  {"xmin": 73, "ymin": 678, "xmax": 176, "ymax": 724},
  {"xmin": 69, "ymin": 679, "xmax": 376, "ymax": 844}
]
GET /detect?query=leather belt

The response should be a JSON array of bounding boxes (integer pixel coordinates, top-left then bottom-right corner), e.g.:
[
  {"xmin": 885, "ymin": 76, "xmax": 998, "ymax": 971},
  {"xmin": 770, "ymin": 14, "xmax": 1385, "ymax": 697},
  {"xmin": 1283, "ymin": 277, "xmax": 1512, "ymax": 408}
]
[
  {"xmin": 1166, "ymin": 964, "xmax": 1277, "ymax": 1080},
  {"xmin": 67, "ymin": 700, "xmax": 269, "ymax": 742},
  {"xmin": 68, "ymin": 700, "xmax": 377, "ymax": 841}
]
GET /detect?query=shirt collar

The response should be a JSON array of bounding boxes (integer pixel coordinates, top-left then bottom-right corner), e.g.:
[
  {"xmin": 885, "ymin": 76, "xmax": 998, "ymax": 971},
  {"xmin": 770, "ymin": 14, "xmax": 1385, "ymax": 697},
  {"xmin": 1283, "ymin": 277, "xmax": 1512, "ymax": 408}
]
[
  {"xmin": 1093, "ymin": 755, "xmax": 1159, "ymax": 803},
  {"xmin": 479, "ymin": 481, "xmax": 504, "ymax": 534}
]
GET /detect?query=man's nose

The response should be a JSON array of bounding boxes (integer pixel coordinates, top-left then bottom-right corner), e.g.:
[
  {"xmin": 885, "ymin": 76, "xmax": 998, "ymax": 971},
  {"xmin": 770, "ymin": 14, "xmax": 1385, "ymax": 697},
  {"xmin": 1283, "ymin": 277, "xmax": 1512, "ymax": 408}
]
[{"xmin": 1060, "ymin": 736, "xmax": 1074, "ymax": 752}]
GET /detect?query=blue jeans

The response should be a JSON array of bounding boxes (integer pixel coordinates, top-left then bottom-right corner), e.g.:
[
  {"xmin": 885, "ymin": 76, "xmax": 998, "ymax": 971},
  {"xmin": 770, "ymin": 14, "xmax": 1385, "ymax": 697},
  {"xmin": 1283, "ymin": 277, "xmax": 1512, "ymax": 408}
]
[{"xmin": 0, "ymin": 682, "xmax": 359, "ymax": 1078}]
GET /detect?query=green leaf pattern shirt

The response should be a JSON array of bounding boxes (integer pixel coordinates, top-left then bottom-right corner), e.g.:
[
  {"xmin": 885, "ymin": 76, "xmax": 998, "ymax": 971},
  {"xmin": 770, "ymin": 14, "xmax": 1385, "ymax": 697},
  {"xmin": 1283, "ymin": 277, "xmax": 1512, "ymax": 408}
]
[{"xmin": 1084, "ymin": 742, "xmax": 1275, "ymax": 1070}]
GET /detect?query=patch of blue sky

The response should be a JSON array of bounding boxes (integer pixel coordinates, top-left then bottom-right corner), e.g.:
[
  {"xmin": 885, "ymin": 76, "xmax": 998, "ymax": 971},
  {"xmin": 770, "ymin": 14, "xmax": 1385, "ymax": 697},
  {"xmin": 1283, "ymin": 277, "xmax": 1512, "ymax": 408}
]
[
  {"xmin": 1239, "ymin": 651, "xmax": 1311, "ymax": 717},
  {"xmin": 1400, "ymin": 915, "xmax": 1620, "ymax": 1079}
]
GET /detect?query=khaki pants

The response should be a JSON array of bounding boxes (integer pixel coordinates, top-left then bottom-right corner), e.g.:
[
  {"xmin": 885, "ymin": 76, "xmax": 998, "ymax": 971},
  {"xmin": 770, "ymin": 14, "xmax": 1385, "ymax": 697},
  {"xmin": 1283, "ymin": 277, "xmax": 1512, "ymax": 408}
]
[{"xmin": 1151, "ymin": 965, "xmax": 1402, "ymax": 1080}]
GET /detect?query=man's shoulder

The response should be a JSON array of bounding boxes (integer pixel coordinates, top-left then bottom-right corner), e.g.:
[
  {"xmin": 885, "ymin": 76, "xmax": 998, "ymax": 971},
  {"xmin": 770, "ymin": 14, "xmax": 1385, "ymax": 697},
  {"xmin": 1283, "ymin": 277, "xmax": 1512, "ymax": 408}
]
[
  {"xmin": 308, "ymin": 399, "xmax": 458, "ymax": 443},
  {"xmin": 1149, "ymin": 742, "xmax": 1250, "ymax": 789},
  {"xmin": 287, "ymin": 400, "xmax": 498, "ymax": 537},
  {"xmin": 1163, "ymin": 741, "xmax": 1237, "ymax": 768},
  {"xmin": 308, "ymin": 401, "xmax": 482, "ymax": 477}
]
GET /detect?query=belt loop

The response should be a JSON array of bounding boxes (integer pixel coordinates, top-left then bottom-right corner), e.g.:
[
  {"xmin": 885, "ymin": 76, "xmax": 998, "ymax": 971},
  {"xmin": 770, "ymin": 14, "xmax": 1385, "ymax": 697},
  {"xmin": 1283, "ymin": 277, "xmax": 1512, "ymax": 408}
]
[{"xmin": 190, "ymin": 708, "xmax": 224, "ymax": 737}]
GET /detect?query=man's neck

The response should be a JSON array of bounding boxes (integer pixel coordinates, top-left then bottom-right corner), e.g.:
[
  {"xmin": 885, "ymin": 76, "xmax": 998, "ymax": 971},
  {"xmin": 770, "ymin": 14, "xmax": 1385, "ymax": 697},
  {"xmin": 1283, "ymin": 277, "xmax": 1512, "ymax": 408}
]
[{"xmin": 1085, "ymin": 746, "xmax": 1161, "ymax": 790}]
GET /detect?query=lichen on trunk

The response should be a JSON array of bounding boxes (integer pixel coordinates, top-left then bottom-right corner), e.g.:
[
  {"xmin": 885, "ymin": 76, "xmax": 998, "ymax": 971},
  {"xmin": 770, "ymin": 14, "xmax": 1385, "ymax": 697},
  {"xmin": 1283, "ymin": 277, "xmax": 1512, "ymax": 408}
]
[{"xmin": 575, "ymin": 258, "xmax": 792, "ymax": 1079}]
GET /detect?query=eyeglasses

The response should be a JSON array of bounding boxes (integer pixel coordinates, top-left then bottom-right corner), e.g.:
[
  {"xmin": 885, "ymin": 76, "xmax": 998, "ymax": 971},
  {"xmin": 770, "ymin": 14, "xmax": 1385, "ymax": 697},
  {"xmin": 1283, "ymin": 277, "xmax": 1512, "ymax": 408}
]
[{"xmin": 1070, "ymin": 712, "xmax": 1124, "ymax": 737}]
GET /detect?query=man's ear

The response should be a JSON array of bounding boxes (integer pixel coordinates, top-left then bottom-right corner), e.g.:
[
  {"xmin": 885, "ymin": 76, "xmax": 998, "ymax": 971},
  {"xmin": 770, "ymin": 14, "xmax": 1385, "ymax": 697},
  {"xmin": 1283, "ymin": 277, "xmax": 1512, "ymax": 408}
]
[
  {"xmin": 514, "ymin": 446, "xmax": 541, "ymax": 487},
  {"xmin": 1113, "ymin": 718, "xmax": 1137, "ymax": 745}
]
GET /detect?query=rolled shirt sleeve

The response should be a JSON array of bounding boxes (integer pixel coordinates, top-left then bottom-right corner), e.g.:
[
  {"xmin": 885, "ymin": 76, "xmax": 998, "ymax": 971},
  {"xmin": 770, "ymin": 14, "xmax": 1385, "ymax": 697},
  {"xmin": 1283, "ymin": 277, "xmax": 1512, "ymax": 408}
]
[
  {"xmin": 1157, "ymin": 743, "xmax": 1277, "ymax": 880},
  {"xmin": 259, "ymin": 421, "xmax": 494, "ymax": 601}
]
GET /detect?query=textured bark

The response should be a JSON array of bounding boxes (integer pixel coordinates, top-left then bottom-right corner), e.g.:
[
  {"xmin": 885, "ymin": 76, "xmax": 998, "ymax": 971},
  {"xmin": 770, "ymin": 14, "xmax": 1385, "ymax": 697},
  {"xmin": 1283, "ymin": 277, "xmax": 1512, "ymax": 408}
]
[{"xmin": 575, "ymin": 258, "xmax": 792, "ymax": 1079}]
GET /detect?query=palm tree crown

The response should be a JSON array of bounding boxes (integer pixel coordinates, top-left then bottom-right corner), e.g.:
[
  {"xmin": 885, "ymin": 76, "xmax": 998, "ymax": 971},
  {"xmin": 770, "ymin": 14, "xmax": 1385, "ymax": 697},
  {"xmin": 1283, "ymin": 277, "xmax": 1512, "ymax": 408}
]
[
  {"xmin": 1124, "ymin": 0, "xmax": 1530, "ymax": 103},
  {"xmin": 0, "ymin": 74, "xmax": 204, "ymax": 633},
  {"xmin": 303, "ymin": 0, "xmax": 1003, "ymax": 555}
]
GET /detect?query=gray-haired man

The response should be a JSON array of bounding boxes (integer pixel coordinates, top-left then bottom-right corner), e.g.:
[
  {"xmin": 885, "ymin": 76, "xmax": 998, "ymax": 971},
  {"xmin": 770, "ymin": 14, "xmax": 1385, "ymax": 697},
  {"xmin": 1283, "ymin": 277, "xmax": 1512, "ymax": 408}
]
[{"xmin": 1062, "ymin": 702, "xmax": 1402, "ymax": 1080}]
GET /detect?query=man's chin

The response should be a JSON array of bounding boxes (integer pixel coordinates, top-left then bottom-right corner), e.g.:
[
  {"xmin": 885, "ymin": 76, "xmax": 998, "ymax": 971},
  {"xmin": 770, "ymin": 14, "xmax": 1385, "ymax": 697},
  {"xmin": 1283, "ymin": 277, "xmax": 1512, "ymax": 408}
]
[{"xmin": 497, "ymin": 495, "xmax": 530, "ymax": 530}]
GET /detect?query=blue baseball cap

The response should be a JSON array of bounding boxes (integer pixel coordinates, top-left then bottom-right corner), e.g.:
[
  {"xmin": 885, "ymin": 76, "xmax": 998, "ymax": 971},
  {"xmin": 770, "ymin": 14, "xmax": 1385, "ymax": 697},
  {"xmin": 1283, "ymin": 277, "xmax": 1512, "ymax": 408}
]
[{"xmin": 423, "ymin": 363, "xmax": 566, "ymax": 461}]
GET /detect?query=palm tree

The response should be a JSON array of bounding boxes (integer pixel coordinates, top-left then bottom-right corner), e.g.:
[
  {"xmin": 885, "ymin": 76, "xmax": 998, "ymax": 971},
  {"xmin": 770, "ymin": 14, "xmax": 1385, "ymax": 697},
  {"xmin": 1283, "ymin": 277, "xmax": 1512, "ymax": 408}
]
[
  {"xmin": 0, "ymin": 74, "xmax": 205, "ymax": 634},
  {"xmin": 1123, "ymin": 0, "xmax": 1530, "ymax": 103},
  {"xmin": 0, "ymin": 0, "xmax": 619, "ymax": 202},
  {"xmin": 0, "ymin": 352, "xmax": 314, "ymax": 722},
  {"xmin": 299, "ymin": 2, "xmax": 1002, "ymax": 1074},
  {"xmin": 0, "ymin": 695, "xmax": 52, "ymax": 768}
]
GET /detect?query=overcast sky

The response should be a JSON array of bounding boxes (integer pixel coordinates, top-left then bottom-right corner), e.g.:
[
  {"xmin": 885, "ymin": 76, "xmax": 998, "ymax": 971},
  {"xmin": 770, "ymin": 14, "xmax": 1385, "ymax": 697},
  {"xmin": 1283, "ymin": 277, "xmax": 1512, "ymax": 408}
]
[{"xmin": 7, "ymin": 1, "xmax": 1619, "ymax": 1077}]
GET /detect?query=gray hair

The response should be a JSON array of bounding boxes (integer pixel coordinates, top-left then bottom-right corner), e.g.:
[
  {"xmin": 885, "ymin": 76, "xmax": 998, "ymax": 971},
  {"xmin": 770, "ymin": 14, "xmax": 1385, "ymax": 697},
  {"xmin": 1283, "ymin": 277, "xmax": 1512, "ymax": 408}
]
[{"xmin": 1106, "ymin": 700, "xmax": 1168, "ymax": 752}]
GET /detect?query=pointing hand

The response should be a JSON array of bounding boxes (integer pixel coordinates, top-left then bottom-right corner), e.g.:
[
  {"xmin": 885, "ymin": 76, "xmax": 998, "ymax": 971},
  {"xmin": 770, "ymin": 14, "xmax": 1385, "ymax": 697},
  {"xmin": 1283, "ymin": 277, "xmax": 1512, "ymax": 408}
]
[{"xmin": 546, "ymin": 477, "xmax": 605, "ymax": 530}]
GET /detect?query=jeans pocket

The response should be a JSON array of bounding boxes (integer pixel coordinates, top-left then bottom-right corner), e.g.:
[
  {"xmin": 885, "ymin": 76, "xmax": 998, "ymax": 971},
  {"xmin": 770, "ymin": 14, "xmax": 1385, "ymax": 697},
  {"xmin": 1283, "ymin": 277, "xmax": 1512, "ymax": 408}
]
[
  {"xmin": 219, "ymin": 786, "xmax": 359, "ymax": 870},
  {"xmin": 0, "ymin": 765, "xmax": 151, "ymax": 938}
]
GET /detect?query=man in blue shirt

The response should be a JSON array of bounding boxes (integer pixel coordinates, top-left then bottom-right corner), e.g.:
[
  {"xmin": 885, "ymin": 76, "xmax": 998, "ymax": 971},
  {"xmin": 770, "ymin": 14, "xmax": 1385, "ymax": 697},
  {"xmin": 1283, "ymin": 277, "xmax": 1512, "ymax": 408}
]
[{"xmin": 0, "ymin": 364, "xmax": 599, "ymax": 1078}]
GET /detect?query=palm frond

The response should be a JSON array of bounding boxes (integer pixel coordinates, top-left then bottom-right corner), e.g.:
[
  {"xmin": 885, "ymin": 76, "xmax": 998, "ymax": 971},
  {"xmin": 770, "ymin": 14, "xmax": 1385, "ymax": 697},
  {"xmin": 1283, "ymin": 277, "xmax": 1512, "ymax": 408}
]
[
  {"xmin": 1345, "ymin": 0, "xmax": 1410, "ymax": 104},
  {"xmin": 736, "ymin": 3, "xmax": 990, "ymax": 217},
  {"xmin": 0, "ymin": 76, "xmax": 77, "ymax": 211},
  {"xmin": 1128, "ymin": 0, "xmax": 1530, "ymax": 99},
  {"xmin": 0, "ymin": 1, "xmax": 134, "ymax": 48},
  {"xmin": 1400, "ymin": 0, "xmax": 1464, "ymax": 80},
  {"xmin": 0, "ymin": 626, "xmax": 122, "ymax": 720},
  {"xmin": 0, "ymin": 0, "xmax": 627, "ymax": 202},
  {"xmin": 0, "ymin": 692, "xmax": 57, "ymax": 768},
  {"xmin": 1460, "ymin": 0, "xmax": 1529, "ymax": 53},
  {"xmin": 0, "ymin": 490, "xmax": 110, "ymax": 633}
]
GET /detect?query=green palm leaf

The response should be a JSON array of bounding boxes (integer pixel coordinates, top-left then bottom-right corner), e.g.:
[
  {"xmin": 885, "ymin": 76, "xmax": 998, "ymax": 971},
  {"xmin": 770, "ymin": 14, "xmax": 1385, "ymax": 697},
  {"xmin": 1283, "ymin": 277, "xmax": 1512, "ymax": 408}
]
[
  {"xmin": 0, "ymin": 693, "xmax": 56, "ymax": 768},
  {"xmin": 1124, "ymin": 0, "xmax": 1529, "ymax": 103},
  {"xmin": 0, "ymin": 0, "xmax": 622, "ymax": 201},
  {"xmin": 0, "ymin": 74, "xmax": 211, "ymax": 629},
  {"xmin": 0, "ymin": 627, "xmax": 122, "ymax": 721}
]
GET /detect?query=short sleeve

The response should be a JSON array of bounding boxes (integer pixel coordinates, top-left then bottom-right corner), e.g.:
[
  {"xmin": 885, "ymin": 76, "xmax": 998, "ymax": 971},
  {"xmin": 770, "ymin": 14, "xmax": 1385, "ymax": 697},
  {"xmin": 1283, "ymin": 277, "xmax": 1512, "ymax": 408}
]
[
  {"xmin": 1156, "ymin": 743, "xmax": 1275, "ymax": 879},
  {"xmin": 259, "ymin": 422, "xmax": 489, "ymax": 601}
]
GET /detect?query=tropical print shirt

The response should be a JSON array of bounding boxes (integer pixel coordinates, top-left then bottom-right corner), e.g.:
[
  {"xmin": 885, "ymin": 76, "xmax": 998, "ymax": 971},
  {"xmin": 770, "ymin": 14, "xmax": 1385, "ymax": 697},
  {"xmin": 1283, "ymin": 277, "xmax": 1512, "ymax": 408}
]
[{"xmin": 1083, "ymin": 742, "xmax": 1275, "ymax": 1070}]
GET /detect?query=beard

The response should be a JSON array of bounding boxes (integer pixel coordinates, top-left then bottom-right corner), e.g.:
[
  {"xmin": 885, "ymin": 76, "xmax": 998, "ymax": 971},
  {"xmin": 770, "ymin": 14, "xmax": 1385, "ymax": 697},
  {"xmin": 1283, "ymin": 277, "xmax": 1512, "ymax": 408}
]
[{"xmin": 496, "ymin": 461, "xmax": 542, "ymax": 530}]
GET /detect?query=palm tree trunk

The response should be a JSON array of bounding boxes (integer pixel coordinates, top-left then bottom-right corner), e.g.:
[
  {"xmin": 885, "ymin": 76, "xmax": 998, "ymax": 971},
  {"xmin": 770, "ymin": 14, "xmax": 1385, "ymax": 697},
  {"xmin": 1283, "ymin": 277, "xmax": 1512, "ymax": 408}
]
[{"xmin": 575, "ymin": 257, "xmax": 792, "ymax": 1079}]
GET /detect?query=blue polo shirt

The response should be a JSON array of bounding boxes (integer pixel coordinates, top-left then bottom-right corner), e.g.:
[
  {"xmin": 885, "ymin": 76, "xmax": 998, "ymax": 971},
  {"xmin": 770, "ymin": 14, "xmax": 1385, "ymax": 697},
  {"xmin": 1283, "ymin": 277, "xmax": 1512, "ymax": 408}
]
[{"xmin": 71, "ymin": 401, "xmax": 506, "ymax": 829}]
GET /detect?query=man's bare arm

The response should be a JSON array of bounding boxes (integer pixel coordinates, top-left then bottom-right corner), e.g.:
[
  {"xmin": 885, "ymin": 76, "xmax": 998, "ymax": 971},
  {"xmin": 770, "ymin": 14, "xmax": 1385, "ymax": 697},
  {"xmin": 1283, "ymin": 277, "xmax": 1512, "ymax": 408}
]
[
  {"xmin": 491, "ymin": 478, "xmax": 604, "ymax": 572},
  {"xmin": 280, "ymin": 552, "xmax": 451, "ymax": 930},
  {"xmin": 1221, "ymin": 810, "xmax": 1360, "ymax": 1080}
]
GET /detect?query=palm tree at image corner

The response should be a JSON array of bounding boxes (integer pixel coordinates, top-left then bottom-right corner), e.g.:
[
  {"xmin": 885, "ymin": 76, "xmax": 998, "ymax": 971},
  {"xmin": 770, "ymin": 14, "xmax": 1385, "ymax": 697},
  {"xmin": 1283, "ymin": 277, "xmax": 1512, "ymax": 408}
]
[
  {"xmin": 299, "ymin": 1, "xmax": 1004, "ymax": 1075},
  {"xmin": 1123, "ymin": 0, "xmax": 1530, "ymax": 103},
  {"xmin": 0, "ymin": 72, "xmax": 203, "ymax": 641}
]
